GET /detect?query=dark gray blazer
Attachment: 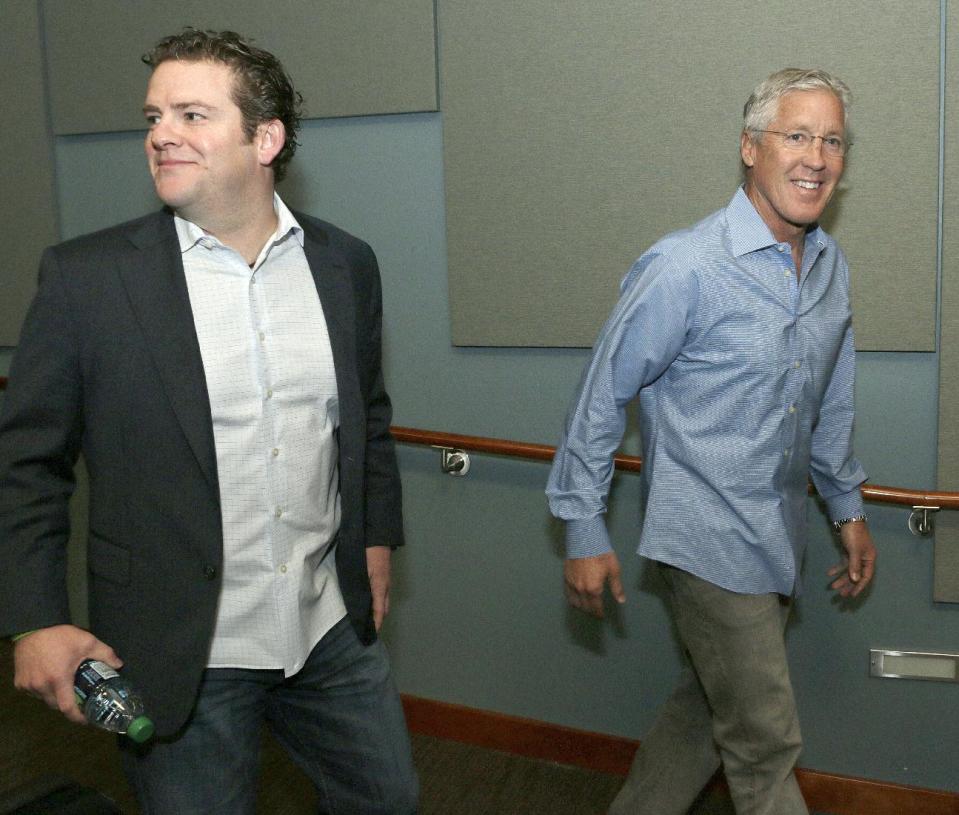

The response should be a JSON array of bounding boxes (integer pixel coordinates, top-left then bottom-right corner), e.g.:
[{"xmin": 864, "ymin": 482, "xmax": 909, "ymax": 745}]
[{"xmin": 0, "ymin": 209, "xmax": 404, "ymax": 737}]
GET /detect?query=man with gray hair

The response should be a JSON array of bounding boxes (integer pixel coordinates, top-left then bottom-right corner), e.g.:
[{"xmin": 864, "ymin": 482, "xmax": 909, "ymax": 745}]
[{"xmin": 547, "ymin": 68, "xmax": 876, "ymax": 814}]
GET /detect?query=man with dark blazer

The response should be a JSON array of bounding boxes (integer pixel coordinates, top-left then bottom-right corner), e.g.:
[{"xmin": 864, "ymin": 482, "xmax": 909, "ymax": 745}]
[{"xmin": 0, "ymin": 29, "xmax": 417, "ymax": 814}]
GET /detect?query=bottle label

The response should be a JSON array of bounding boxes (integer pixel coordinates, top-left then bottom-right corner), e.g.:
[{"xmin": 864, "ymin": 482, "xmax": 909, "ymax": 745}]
[{"xmin": 74, "ymin": 659, "xmax": 120, "ymax": 704}]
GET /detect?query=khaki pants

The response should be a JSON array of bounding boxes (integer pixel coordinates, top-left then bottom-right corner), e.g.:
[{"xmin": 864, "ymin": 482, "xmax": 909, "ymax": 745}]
[{"xmin": 609, "ymin": 563, "xmax": 808, "ymax": 815}]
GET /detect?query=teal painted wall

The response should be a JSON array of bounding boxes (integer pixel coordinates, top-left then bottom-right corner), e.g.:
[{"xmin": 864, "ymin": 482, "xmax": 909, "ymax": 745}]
[{"xmin": 5, "ymin": 110, "xmax": 954, "ymax": 793}]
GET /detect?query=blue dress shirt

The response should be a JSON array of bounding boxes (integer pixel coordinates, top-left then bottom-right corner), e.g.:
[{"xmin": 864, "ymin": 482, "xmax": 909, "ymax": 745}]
[{"xmin": 546, "ymin": 188, "xmax": 867, "ymax": 595}]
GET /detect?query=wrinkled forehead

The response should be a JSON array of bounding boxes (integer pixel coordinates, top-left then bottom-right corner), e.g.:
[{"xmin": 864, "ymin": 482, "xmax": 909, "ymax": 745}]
[{"xmin": 772, "ymin": 89, "xmax": 846, "ymax": 133}]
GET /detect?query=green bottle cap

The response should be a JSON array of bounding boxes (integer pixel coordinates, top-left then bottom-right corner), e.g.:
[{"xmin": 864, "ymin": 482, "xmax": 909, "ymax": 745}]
[{"xmin": 126, "ymin": 716, "xmax": 155, "ymax": 743}]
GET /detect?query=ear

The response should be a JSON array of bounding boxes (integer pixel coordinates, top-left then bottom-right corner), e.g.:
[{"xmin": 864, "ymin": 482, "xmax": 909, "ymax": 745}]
[
  {"xmin": 256, "ymin": 119, "xmax": 286, "ymax": 167},
  {"xmin": 740, "ymin": 130, "xmax": 756, "ymax": 168}
]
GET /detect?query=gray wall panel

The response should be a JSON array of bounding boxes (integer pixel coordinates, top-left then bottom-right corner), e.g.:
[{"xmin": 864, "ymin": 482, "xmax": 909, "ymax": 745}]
[
  {"xmin": 936, "ymin": 0, "xmax": 959, "ymax": 602},
  {"xmin": 440, "ymin": 0, "xmax": 939, "ymax": 350},
  {"xmin": 0, "ymin": 1, "xmax": 59, "ymax": 345},
  {"xmin": 42, "ymin": 0, "xmax": 437, "ymax": 134}
]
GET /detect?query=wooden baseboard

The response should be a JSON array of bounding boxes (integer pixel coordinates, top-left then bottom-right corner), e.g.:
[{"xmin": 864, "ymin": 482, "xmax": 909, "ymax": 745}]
[
  {"xmin": 401, "ymin": 695, "xmax": 959, "ymax": 815},
  {"xmin": 402, "ymin": 694, "xmax": 637, "ymax": 777}
]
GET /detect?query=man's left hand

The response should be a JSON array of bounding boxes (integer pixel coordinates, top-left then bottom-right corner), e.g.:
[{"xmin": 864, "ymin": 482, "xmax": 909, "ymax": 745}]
[
  {"xmin": 827, "ymin": 521, "xmax": 876, "ymax": 598},
  {"xmin": 366, "ymin": 546, "xmax": 392, "ymax": 631}
]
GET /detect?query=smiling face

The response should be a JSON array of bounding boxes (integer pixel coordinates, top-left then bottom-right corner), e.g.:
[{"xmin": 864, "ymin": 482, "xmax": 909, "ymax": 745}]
[
  {"xmin": 143, "ymin": 59, "xmax": 282, "ymax": 229},
  {"xmin": 741, "ymin": 89, "xmax": 845, "ymax": 245}
]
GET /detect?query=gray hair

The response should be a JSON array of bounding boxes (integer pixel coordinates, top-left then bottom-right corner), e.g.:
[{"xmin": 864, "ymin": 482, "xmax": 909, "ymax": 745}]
[{"xmin": 743, "ymin": 68, "xmax": 851, "ymax": 138}]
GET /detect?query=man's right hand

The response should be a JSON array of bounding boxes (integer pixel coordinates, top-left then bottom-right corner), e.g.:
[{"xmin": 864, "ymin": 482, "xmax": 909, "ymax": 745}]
[
  {"xmin": 564, "ymin": 552, "xmax": 626, "ymax": 618},
  {"xmin": 13, "ymin": 625, "xmax": 122, "ymax": 725}
]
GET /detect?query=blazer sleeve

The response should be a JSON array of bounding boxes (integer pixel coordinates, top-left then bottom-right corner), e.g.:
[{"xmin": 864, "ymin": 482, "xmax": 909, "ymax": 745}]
[
  {"xmin": 360, "ymin": 250, "xmax": 405, "ymax": 550},
  {"xmin": 0, "ymin": 248, "xmax": 83, "ymax": 637}
]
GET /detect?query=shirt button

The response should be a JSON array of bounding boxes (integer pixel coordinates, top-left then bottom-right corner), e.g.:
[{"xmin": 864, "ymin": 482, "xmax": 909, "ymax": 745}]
[
  {"xmin": 266, "ymin": 388, "xmax": 273, "ymax": 399},
  {"xmin": 203, "ymin": 565, "xmax": 217, "ymax": 581},
  {"xmin": 279, "ymin": 564, "xmax": 288, "ymax": 574},
  {"xmin": 274, "ymin": 507, "xmax": 283, "ymax": 518},
  {"xmin": 258, "ymin": 331, "xmax": 266, "ymax": 342},
  {"xmin": 272, "ymin": 448, "xmax": 279, "ymax": 457},
  {"xmin": 784, "ymin": 449, "xmax": 791, "ymax": 457},
  {"xmin": 794, "ymin": 360, "xmax": 801, "ymax": 369},
  {"xmin": 788, "ymin": 405, "xmax": 796, "ymax": 414}
]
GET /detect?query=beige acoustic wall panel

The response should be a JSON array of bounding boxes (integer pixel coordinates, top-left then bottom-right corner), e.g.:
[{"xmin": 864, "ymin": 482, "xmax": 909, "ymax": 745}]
[
  {"xmin": 936, "ymin": 0, "xmax": 959, "ymax": 603},
  {"xmin": 42, "ymin": 0, "xmax": 437, "ymax": 134},
  {"xmin": 0, "ymin": 2, "xmax": 59, "ymax": 345},
  {"xmin": 440, "ymin": 1, "xmax": 939, "ymax": 349}
]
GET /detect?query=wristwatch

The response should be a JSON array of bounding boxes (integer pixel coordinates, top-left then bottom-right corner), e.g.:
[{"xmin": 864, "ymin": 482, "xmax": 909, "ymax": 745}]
[{"xmin": 832, "ymin": 514, "xmax": 867, "ymax": 533}]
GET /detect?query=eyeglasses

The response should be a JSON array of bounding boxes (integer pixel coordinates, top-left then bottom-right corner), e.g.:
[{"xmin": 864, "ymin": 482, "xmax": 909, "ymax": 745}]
[{"xmin": 757, "ymin": 130, "xmax": 850, "ymax": 158}]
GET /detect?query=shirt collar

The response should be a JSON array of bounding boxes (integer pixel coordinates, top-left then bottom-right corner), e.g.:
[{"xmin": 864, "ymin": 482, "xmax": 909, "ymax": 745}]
[
  {"xmin": 726, "ymin": 185, "xmax": 825, "ymax": 259},
  {"xmin": 173, "ymin": 192, "xmax": 305, "ymax": 254},
  {"xmin": 272, "ymin": 193, "xmax": 305, "ymax": 248}
]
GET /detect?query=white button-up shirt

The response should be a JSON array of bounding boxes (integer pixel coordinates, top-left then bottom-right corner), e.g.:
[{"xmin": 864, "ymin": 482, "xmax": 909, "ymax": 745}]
[{"xmin": 177, "ymin": 195, "xmax": 346, "ymax": 674}]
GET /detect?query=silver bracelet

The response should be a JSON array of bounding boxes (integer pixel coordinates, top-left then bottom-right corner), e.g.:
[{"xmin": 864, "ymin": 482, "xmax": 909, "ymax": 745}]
[{"xmin": 832, "ymin": 514, "xmax": 867, "ymax": 533}]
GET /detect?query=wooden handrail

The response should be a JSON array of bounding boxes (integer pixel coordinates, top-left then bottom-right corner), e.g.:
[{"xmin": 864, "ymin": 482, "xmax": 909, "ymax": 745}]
[
  {"xmin": 1, "ymin": 379, "xmax": 955, "ymax": 509},
  {"xmin": 391, "ymin": 425, "xmax": 959, "ymax": 511},
  {"xmin": 391, "ymin": 425, "xmax": 643, "ymax": 472}
]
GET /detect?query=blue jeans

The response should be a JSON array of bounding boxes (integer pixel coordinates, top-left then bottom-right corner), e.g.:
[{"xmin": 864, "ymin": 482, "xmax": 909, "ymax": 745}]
[{"xmin": 119, "ymin": 617, "xmax": 418, "ymax": 814}]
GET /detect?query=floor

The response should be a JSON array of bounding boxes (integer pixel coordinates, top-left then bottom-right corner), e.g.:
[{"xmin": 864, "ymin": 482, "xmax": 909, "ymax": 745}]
[{"xmin": 0, "ymin": 641, "xmax": 822, "ymax": 814}]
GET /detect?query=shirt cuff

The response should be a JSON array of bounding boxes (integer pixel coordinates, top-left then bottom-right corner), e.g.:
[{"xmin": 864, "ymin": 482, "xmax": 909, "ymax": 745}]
[
  {"xmin": 565, "ymin": 517, "xmax": 614, "ymax": 559},
  {"xmin": 825, "ymin": 488, "xmax": 865, "ymax": 524}
]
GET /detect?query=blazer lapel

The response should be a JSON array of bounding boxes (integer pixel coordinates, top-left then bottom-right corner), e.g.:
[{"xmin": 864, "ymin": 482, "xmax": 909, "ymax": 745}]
[
  {"xmin": 299, "ymin": 219, "xmax": 363, "ymax": 463},
  {"xmin": 117, "ymin": 213, "xmax": 219, "ymax": 495}
]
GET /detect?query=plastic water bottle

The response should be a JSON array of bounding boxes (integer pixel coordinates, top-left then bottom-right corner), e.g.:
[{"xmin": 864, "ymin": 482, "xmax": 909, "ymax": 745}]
[{"xmin": 74, "ymin": 659, "xmax": 155, "ymax": 743}]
